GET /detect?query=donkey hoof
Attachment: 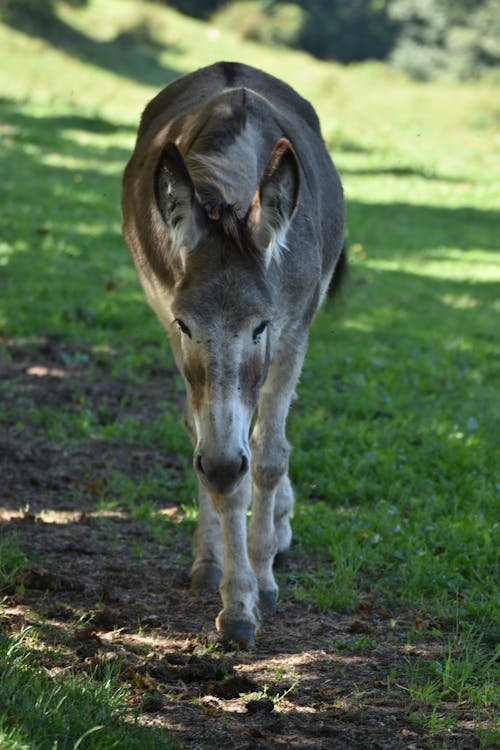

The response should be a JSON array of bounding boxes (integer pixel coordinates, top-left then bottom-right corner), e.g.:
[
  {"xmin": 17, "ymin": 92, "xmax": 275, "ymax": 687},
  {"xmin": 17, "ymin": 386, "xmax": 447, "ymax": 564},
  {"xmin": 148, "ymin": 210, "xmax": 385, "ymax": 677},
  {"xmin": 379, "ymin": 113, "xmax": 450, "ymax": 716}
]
[
  {"xmin": 274, "ymin": 548, "xmax": 290, "ymax": 568},
  {"xmin": 218, "ymin": 618, "xmax": 255, "ymax": 650},
  {"xmin": 191, "ymin": 564, "xmax": 222, "ymax": 593},
  {"xmin": 259, "ymin": 589, "xmax": 278, "ymax": 615}
]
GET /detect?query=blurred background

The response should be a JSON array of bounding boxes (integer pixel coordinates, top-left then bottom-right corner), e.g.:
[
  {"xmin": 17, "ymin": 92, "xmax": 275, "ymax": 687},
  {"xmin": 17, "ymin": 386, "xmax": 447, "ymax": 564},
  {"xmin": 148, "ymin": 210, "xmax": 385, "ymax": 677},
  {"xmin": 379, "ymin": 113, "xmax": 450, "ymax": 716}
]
[{"xmin": 3, "ymin": 0, "xmax": 500, "ymax": 82}]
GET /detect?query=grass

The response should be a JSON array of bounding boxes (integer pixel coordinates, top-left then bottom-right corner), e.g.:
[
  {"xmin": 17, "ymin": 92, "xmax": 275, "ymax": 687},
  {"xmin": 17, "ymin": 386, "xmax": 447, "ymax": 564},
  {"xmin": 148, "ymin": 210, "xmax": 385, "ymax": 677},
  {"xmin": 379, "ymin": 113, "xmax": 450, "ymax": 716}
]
[
  {"xmin": 0, "ymin": 0, "xmax": 499, "ymax": 745},
  {"xmin": 0, "ymin": 629, "xmax": 178, "ymax": 750},
  {"xmin": 401, "ymin": 627, "xmax": 500, "ymax": 742},
  {"xmin": 0, "ymin": 536, "xmax": 28, "ymax": 593},
  {"xmin": 404, "ymin": 627, "xmax": 499, "ymax": 708}
]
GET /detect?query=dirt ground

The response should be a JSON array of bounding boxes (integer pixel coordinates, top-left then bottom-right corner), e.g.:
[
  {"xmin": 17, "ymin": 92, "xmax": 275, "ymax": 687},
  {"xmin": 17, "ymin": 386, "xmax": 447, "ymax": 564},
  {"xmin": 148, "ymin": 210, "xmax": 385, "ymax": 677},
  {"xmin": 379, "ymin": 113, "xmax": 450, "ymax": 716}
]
[{"xmin": 0, "ymin": 336, "xmax": 486, "ymax": 749}]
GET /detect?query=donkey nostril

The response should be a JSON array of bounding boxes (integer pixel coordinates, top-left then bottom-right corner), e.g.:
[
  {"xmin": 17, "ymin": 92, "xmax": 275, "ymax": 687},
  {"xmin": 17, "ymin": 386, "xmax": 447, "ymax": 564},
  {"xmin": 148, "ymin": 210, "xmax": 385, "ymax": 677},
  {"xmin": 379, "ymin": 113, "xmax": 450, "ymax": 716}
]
[{"xmin": 239, "ymin": 454, "xmax": 249, "ymax": 476}]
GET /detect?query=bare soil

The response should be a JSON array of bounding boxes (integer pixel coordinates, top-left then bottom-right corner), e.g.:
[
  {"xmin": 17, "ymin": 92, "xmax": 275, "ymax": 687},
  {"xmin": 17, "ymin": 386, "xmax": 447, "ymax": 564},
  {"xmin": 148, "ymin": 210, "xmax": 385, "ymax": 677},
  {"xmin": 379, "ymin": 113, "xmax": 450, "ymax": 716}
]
[{"xmin": 0, "ymin": 336, "xmax": 485, "ymax": 749}]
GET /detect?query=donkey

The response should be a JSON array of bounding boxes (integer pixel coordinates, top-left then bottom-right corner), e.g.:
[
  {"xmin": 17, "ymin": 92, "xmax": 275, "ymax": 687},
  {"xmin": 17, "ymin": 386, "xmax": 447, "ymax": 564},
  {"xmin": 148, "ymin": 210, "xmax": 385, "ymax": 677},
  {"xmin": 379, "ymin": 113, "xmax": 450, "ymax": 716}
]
[{"xmin": 122, "ymin": 62, "xmax": 345, "ymax": 647}]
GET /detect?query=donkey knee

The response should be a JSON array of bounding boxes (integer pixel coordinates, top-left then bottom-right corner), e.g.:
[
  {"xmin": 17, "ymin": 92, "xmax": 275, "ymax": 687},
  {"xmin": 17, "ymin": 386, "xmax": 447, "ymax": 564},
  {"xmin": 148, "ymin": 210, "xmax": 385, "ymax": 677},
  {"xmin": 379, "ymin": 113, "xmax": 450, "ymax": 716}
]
[{"xmin": 251, "ymin": 444, "xmax": 289, "ymax": 491}]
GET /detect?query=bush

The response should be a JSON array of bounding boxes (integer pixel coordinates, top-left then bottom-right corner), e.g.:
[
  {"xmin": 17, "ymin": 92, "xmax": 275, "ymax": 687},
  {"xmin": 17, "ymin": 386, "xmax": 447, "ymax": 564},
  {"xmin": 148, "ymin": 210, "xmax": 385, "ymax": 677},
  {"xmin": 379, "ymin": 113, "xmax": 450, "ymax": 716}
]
[
  {"xmin": 296, "ymin": 0, "xmax": 398, "ymax": 63},
  {"xmin": 389, "ymin": 0, "xmax": 500, "ymax": 80},
  {"xmin": 213, "ymin": 0, "xmax": 305, "ymax": 47}
]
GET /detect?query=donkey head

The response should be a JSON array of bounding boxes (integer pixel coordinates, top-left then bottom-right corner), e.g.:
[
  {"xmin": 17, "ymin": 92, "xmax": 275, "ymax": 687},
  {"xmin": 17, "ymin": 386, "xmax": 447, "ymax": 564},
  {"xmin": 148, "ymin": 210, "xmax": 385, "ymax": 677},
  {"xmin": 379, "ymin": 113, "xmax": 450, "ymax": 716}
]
[{"xmin": 154, "ymin": 138, "xmax": 299, "ymax": 495}]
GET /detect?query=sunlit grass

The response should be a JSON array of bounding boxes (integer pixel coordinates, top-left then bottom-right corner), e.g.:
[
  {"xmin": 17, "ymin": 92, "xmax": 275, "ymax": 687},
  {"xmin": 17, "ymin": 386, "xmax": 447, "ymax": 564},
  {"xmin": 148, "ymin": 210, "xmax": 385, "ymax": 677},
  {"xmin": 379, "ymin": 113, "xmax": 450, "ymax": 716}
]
[{"xmin": 363, "ymin": 253, "xmax": 500, "ymax": 281}]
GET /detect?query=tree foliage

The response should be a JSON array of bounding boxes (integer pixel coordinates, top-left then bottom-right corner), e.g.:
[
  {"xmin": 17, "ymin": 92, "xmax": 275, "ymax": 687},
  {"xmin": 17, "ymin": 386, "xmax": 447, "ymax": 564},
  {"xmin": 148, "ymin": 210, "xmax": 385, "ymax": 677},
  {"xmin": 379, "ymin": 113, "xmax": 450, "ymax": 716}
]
[
  {"xmin": 294, "ymin": 0, "xmax": 398, "ymax": 63},
  {"xmin": 388, "ymin": 0, "xmax": 500, "ymax": 79},
  {"xmin": 3, "ymin": 0, "xmax": 498, "ymax": 79},
  {"xmin": 164, "ymin": 0, "xmax": 500, "ymax": 79}
]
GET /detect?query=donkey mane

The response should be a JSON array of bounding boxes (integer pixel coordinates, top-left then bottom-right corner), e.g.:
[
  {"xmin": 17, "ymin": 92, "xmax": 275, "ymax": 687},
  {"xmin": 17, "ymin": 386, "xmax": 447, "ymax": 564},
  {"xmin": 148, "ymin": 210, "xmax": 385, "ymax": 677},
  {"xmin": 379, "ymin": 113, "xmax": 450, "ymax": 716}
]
[{"xmin": 202, "ymin": 194, "xmax": 265, "ymax": 270}]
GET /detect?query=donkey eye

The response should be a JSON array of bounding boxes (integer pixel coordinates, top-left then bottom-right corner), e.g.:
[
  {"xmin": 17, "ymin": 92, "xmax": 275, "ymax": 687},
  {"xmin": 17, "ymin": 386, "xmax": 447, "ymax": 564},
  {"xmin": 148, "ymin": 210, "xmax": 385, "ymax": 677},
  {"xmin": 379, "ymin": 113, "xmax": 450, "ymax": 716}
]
[
  {"xmin": 252, "ymin": 320, "xmax": 269, "ymax": 341},
  {"xmin": 175, "ymin": 318, "xmax": 192, "ymax": 338}
]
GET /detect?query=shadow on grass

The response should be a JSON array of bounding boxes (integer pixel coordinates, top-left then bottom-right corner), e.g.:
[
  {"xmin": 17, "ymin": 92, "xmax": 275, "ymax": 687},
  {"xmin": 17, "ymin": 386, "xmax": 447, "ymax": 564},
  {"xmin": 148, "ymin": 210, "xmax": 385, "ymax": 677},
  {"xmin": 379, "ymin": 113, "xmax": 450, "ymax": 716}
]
[
  {"xmin": 2, "ymin": 3, "xmax": 181, "ymax": 88},
  {"xmin": 343, "ymin": 165, "xmax": 469, "ymax": 182},
  {"xmin": 347, "ymin": 199, "xmax": 500, "ymax": 256},
  {"xmin": 0, "ymin": 98, "xmax": 147, "ymax": 339},
  {"xmin": 0, "ymin": 97, "xmax": 131, "ymax": 173},
  {"xmin": 0, "ymin": 96, "xmax": 137, "ymax": 135},
  {"xmin": 36, "ymin": 112, "xmax": 136, "ymax": 135},
  {"xmin": 328, "ymin": 136, "xmax": 373, "ymax": 154}
]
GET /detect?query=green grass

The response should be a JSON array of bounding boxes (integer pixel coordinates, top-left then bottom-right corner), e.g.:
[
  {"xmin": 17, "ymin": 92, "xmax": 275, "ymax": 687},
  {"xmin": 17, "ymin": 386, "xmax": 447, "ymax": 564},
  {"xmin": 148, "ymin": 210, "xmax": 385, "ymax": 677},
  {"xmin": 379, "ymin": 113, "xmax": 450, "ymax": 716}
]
[
  {"xmin": 404, "ymin": 627, "xmax": 499, "ymax": 708},
  {"xmin": 400, "ymin": 627, "xmax": 500, "ymax": 741},
  {"xmin": 1, "ymin": 0, "xmax": 499, "ymax": 745},
  {"xmin": 0, "ymin": 536, "xmax": 28, "ymax": 593},
  {"xmin": 0, "ymin": 629, "xmax": 178, "ymax": 750}
]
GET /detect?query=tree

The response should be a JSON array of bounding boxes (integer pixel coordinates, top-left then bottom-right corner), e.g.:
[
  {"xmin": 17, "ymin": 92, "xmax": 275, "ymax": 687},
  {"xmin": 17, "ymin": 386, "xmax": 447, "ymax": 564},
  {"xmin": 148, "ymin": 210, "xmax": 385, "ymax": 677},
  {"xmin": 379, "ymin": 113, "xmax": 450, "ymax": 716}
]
[
  {"xmin": 388, "ymin": 0, "xmax": 500, "ymax": 79},
  {"xmin": 295, "ymin": 0, "xmax": 398, "ymax": 62}
]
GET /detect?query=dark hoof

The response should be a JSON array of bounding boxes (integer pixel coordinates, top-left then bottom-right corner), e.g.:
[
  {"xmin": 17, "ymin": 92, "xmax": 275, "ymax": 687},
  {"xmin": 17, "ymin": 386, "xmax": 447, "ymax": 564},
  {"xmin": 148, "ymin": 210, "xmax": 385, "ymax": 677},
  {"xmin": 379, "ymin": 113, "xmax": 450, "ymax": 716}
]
[
  {"xmin": 259, "ymin": 589, "xmax": 278, "ymax": 615},
  {"xmin": 274, "ymin": 548, "xmax": 290, "ymax": 568},
  {"xmin": 191, "ymin": 564, "xmax": 222, "ymax": 593},
  {"xmin": 218, "ymin": 619, "xmax": 255, "ymax": 650}
]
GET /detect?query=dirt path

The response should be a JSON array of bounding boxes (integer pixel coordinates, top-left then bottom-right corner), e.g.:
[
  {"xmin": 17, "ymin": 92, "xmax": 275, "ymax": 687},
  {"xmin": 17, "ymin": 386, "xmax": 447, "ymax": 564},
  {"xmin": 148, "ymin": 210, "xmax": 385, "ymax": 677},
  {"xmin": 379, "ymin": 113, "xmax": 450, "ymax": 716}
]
[{"xmin": 0, "ymin": 337, "xmax": 482, "ymax": 749}]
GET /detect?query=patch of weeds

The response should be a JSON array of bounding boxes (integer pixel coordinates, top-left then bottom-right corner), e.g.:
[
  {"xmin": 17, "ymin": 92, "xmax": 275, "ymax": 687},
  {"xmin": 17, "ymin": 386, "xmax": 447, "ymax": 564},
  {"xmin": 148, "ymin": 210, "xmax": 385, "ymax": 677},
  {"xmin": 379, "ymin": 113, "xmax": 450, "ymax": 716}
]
[
  {"xmin": 99, "ymin": 455, "xmax": 195, "ymax": 521},
  {"xmin": 32, "ymin": 400, "xmax": 102, "ymax": 445},
  {"xmin": 426, "ymin": 627, "xmax": 498, "ymax": 707},
  {"xmin": 409, "ymin": 704, "xmax": 457, "ymax": 736},
  {"xmin": 399, "ymin": 626, "xmax": 499, "ymax": 739},
  {"xmin": 386, "ymin": 666, "xmax": 401, "ymax": 696},
  {"xmin": 0, "ymin": 535, "xmax": 28, "ymax": 593},
  {"xmin": 241, "ymin": 676, "xmax": 300, "ymax": 706},
  {"xmin": 292, "ymin": 490, "xmax": 499, "ymax": 626},
  {"xmin": 333, "ymin": 636, "xmax": 379, "ymax": 652},
  {"xmin": 193, "ymin": 640, "xmax": 224, "ymax": 657},
  {"xmin": 105, "ymin": 469, "xmax": 176, "ymax": 518},
  {"xmin": 293, "ymin": 568, "xmax": 359, "ymax": 612},
  {"xmin": 96, "ymin": 497, "xmax": 121, "ymax": 514},
  {"xmin": 477, "ymin": 724, "xmax": 500, "ymax": 749},
  {"xmin": 292, "ymin": 526, "xmax": 363, "ymax": 611},
  {"xmin": 101, "ymin": 409, "xmax": 190, "ymax": 458},
  {"xmin": 132, "ymin": 542, "xmax": 147, "ymax": 559}
]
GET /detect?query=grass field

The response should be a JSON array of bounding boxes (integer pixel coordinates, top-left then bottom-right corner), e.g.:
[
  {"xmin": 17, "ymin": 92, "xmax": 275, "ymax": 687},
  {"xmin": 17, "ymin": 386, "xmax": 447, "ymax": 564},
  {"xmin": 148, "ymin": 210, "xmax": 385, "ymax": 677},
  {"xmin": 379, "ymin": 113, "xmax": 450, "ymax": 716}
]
[{"xmin": 0, "ymin": 1, "xmax": 499, "ymax": 748}]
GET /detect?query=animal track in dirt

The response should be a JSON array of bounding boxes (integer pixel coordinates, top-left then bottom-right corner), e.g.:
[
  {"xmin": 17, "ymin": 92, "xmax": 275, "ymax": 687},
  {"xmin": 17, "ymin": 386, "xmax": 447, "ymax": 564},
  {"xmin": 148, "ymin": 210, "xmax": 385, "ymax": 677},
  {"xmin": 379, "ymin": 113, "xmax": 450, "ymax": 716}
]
[{"xmin": 0, "ymin": 337, "xmax": 483, "ymax": 749}]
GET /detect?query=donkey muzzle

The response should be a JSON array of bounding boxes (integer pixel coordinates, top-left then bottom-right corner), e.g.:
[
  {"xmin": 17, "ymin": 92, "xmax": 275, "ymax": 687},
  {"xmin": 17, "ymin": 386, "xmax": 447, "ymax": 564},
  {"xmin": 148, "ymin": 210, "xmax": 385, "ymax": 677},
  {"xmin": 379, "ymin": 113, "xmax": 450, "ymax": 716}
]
[{"xmin": 194, "ymin": 450, "xmax": 249, "ymax": 495}]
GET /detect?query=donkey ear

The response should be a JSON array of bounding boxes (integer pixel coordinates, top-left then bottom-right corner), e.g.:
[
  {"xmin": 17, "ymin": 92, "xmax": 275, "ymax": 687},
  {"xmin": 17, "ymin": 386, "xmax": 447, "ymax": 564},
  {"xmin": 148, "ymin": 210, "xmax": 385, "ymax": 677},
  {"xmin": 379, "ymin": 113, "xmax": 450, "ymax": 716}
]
[
  {"xmin": 155, "ymin": 143, "xmax": 205, "ymax": 255},
  {"xmin": 246, "ymin": 138, "xmax": 299, "ymax": 255}
]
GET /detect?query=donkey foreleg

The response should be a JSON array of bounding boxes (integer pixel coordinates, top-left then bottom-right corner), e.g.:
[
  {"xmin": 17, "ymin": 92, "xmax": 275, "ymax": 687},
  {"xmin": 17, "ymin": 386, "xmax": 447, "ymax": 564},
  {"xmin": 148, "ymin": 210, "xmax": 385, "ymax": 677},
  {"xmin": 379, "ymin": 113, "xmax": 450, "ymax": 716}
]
[
  {"xmin": 184, "ymin": 401, "xmax": 223, "ymax": 592},
  {"xmin": 248, "ymin": 385, "xmax": 297, "ymax": 614},
  {"xmin": 191, "ymin": 486, "xmax": 223, "ymax": 592},
  {"xmin": 212, "ymin": 476, "xmax": 260, "ymax": 647},
  {"xmin": 248, "ymin": 434, "xmax": 289, "ymax": 613}
]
